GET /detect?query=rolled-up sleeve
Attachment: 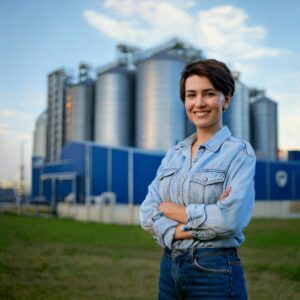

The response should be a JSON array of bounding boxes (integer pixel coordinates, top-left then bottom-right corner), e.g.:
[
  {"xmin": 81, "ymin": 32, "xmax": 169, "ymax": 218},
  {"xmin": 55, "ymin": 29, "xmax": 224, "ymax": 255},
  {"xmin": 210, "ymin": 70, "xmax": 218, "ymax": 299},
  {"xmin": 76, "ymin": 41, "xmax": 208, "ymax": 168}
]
[
  {"xmin": 139, "ymin": 149, "xmax": 179, "ymax": 249},
  {"xmin": 183, "ymin": 149, "xmax": 256, "ymax": 240}
]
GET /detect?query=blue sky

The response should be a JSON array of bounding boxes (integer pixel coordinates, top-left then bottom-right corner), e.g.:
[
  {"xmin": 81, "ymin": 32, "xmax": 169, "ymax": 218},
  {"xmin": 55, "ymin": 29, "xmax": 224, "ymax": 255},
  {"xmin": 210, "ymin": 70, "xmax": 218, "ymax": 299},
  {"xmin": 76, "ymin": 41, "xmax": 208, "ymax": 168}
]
[{"xmin": 1, "ymin": 0, "xmax": 300, "ymax": 189}]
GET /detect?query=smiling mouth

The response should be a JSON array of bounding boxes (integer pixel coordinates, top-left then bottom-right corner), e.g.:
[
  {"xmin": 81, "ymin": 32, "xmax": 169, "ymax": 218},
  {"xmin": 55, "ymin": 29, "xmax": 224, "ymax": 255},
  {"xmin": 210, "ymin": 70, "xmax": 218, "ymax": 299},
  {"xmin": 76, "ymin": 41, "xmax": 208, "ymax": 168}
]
[{"xmin": 194, "ymin": 111, "xmax": 210, "ymax": 117}]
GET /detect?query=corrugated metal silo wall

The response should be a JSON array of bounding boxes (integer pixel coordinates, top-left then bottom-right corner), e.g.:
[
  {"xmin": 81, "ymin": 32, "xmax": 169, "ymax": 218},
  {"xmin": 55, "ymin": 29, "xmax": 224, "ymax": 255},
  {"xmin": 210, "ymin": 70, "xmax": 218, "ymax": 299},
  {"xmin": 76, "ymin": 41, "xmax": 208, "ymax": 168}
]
[
  {"xmin": 66, "ymin": 82, "xmax": 94, "ymax": 143},
  {"xmin": 135, "ymin": 54, "xmax": 186, "ymax": 150},
  {"xmin": 250, "ymin": 98, "xmax": 278, "ymax": 160},
  {"xmin": 33, "ymin": 111, "xmax": 47, "ymax": 157},
  {"xmin": 94, "ymin": 67, "xmax": 134, "ymax": 147},
  {"xmin": 223, "ymin": 81, "xmax": 250, "ymax": 141}
]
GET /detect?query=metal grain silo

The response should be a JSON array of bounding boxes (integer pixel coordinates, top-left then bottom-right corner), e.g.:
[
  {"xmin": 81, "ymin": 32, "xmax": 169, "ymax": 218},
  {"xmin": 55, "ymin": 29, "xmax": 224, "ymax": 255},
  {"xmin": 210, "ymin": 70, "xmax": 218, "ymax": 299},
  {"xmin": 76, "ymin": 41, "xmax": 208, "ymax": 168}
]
[
  {"xmin": 223, "ymin": 72, "xmax": 250, "ymax": 141},
  {"xmin": 135, "ymin": 52, "xmax": 186, "ymax": 150},
  {"xmin": 33, "ymin": 110, "xmax": 47, "ymax": 157},
  {"xmin": 65, "ymin": 79, "xmax": 94, "ymax": 143},
  {"xmin": 94, "ymin": 64, "xmax": 134, "ymax": 147},
  {"xmin": 250, "ymin": 96, "xmax": 278, "ymax": 160}
]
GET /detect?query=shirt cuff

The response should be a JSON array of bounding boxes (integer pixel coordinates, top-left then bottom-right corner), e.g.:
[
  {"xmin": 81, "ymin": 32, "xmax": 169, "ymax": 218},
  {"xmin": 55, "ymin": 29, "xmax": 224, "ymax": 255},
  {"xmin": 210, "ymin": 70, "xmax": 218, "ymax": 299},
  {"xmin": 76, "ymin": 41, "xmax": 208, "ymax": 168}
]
[
  {"xmin": 190, "ymin": 229, "xmax": 216, "ymax": 240},
  {"xmin": 152, "ymin": 215, "xmax": 178, "ymax": 249},
  {"xmin": 183, "ymin": 204, "xmax": 207, "ymax": 230},
  {"xmin": 162, "ymin": 226, "xmax": 177, "ymax": 249}
]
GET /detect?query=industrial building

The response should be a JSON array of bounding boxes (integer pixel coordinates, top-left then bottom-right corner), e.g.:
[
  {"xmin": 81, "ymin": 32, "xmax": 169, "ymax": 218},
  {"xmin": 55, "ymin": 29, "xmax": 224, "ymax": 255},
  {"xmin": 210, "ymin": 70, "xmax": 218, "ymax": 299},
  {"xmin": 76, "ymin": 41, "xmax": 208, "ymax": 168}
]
[
  {"xmin": 31, "ymin": 38, "xmax": 299, "ymax": 217},
  {"xmin": 40, "ymin": 39, "xmax": 279, "ymax": 161},
  {"xmin": 31, "ymin": 141, "xmax": 300, "ymax": 217}
]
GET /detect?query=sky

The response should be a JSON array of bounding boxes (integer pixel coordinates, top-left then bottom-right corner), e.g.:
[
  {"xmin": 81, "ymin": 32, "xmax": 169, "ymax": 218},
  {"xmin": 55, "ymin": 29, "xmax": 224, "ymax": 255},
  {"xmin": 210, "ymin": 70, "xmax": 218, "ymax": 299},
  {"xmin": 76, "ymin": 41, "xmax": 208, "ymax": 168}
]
[{"xmin": 1, "ymin": 0, "xmax": 300, "ymax": 190}]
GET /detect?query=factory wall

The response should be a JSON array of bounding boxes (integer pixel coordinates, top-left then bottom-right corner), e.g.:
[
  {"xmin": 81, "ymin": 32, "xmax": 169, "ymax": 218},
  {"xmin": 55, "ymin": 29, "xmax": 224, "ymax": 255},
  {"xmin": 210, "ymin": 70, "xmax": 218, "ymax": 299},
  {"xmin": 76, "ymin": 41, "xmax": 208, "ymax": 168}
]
[
  {"xmin": 288, "ymin": 151, "xmax": 300, "ymax": 161},
  {"xmin": 32, "ymin": 141, "xmax": 300, "ymax": 208},
  {"xmin": 255, "ymin": 160, "xmax": 300, "ymax": 200}
]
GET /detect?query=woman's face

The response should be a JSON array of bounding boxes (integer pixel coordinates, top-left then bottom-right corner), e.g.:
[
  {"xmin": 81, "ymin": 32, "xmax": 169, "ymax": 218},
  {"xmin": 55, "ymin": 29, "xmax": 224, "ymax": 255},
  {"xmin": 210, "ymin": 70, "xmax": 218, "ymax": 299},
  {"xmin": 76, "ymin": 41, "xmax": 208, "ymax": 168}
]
[{"xmin": 184, "ymin": 75, "xmax": 230, "ymax": 134}]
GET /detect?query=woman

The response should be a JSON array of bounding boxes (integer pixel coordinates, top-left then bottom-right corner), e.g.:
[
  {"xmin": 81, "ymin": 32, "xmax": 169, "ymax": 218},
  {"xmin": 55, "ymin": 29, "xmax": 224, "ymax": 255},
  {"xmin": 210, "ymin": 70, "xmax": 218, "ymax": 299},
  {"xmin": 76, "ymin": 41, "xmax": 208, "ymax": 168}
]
[{"xmin": 140, "ymin": 59, "xmax": 256, "ymax": 299}]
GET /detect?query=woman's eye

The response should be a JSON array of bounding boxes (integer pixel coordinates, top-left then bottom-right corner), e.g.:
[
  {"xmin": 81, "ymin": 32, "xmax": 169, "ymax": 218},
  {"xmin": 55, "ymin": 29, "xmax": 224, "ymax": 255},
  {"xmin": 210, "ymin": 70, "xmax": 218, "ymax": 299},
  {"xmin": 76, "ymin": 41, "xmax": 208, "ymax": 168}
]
[
  {"xmin": 205, "ymin": 92, "xmax": 215, "ymax": 97},
  {"xmin": 186, "ymin": 94, "xmax": 195, "ymax": 98}
]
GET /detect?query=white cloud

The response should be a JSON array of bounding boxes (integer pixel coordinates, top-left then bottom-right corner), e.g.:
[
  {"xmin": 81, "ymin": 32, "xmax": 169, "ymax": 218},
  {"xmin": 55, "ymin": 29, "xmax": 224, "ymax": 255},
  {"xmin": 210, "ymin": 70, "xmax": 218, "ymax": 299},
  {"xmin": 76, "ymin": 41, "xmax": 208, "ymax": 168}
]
[
  {"xmin": 84, "ymin": 1, "xmax": 194, "ymax": 46},
  {"xmin": 84, "ymin": 10, "xmax": 150, "ymax": 42},
  {"xmin": 0, "ymin": 123, "xmax": 10, "ymax": 136},
  {"xmin": 0, "ymin": 108, "xmax": 28, "ymax": 118},
  {"xmin": 237, "ymin": 48, "xmax": 284, "ymax": 60},
  {"xmin": 0, "ymin": 122, "xmax": 31, "ymax": 140},
  {"xmin": 83, "ymin": 0, "xmax": 286, "ymax": 63},
  {"xmin": 103, "ymin": 0, "xmax": 196, "ymax": 17},
  {"xmin": 0, "ymin": 109, "xmax": 17, "ymax": 118}
]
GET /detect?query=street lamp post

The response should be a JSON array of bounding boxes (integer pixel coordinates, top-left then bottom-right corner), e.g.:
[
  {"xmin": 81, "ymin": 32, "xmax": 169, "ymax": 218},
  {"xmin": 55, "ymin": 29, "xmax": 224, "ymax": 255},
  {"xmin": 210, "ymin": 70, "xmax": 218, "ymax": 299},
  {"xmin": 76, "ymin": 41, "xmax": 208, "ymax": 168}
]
[{"xmin": 17, "ymin": 139, "xmax": 28, "ymax": 211}]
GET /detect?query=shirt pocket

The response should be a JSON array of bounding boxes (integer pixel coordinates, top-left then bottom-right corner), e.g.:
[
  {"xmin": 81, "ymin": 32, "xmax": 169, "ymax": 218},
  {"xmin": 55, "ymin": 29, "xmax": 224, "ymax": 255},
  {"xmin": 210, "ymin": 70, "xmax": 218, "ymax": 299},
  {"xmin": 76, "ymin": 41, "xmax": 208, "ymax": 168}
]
[
  {"xmin": 188, "ymin": 170, "xmax": 225, "ymax": 204},
  {"xmin": 159, "ymin": 168, "xmax": 179, "ymax": 201}
]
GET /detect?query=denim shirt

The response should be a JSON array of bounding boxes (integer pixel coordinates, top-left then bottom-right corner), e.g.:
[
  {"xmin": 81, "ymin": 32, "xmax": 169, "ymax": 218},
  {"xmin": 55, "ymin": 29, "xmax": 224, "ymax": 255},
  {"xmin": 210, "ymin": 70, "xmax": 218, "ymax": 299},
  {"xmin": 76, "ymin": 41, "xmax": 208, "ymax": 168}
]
[{"xmin": 139, "ymin": 126, "xmax": 256, "ymax": 250}]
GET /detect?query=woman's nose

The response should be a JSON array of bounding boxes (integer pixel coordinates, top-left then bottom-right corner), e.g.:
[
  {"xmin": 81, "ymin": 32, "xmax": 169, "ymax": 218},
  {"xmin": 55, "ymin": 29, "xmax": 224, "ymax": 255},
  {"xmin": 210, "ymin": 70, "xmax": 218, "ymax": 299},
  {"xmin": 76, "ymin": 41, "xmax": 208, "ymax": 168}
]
[{"xmin": 195, "ymin": 95, "xmax": 205, "ymax": 107}]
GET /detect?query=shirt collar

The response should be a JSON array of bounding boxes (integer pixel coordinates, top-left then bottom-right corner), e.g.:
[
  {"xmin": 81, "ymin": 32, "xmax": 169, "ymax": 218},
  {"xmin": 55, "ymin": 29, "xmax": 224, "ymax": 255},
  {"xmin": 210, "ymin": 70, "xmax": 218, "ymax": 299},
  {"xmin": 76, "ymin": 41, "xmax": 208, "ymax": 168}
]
[{"xmin": 175, "ymin": 126, "xmax": 231, "ymax": 152}]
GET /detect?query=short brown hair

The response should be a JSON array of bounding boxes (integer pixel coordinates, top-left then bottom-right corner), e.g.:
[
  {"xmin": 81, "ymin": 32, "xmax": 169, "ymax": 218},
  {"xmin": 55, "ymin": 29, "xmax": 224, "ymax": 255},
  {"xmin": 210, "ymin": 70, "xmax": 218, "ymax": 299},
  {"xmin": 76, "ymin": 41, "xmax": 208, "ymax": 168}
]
[{"xmin": 179, "ymin": 59, "xmax": 235, "ymax": 102}]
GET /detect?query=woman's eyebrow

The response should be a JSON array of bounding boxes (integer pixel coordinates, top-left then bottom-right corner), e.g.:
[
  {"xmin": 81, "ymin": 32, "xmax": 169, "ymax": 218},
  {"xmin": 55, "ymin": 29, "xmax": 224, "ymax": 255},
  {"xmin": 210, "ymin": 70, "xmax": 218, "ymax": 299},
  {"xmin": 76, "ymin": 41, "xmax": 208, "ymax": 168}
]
[
  {"xmin": 186, "ymin": 88, "xmax": 216, "ymax": 93},
  {"xmin": 203, "ymin": 88, "xmax": 217, "ymax": 92}
]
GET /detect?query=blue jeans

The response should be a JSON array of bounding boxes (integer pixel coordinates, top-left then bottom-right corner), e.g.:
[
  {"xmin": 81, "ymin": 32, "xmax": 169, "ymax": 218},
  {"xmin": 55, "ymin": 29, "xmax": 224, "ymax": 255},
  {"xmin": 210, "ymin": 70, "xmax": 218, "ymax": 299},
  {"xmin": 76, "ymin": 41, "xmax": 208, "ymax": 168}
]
[{"xmin": 158, "ymin": 247, "xmax": 247, "ymax": 300}]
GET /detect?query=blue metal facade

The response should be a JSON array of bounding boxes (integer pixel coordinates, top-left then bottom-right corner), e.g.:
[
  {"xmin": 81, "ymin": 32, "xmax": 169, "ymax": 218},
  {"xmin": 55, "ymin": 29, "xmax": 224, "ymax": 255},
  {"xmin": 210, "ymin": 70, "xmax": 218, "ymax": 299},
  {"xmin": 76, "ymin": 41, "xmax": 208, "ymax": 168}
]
[
  {"xmin": 255, "ymin": 160, "xmax": 300, "ymax": 200},
  {"xmin": 32, "ymin": 141, "xmax": 300, "ymax": 206},
  {"xmin": 288, "ymin": 151, "xmax": 300, "ymax": 161}
]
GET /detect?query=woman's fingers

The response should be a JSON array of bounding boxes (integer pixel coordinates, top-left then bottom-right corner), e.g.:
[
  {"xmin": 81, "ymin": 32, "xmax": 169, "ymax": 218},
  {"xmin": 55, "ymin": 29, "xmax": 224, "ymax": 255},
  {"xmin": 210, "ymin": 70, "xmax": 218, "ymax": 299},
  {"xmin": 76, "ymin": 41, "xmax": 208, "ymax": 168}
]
[
  {"xmin": 159, "ymin": 202, "xmax": 187, "ymax": 223},
  {"xmin": 219, "ymin": 186, "xmax": 232, "ymax": 201}
]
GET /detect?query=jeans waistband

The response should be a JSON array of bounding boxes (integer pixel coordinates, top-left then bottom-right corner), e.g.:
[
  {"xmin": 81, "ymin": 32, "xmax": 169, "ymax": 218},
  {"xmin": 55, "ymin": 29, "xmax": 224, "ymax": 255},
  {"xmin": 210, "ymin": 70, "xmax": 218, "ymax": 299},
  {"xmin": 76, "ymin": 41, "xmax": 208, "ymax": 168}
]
[{"xmin": 164, "ymin": 247, "xmax": 237, "ymax": 261}]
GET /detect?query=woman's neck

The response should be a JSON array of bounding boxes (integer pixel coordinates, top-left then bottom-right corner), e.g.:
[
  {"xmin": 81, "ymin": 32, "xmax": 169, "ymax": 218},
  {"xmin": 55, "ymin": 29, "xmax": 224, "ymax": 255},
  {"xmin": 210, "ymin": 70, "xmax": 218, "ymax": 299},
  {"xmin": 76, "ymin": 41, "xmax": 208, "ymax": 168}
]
[{"xmin": 195, "ymin": 126, "xmax": 222, "ymax": 145}]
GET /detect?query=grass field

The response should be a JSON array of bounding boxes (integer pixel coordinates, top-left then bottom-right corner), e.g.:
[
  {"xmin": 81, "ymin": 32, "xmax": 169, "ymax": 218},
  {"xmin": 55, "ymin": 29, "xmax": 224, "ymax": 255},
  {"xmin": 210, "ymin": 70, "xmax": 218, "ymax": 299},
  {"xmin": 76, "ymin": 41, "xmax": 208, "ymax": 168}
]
[{"xmin": 0, "ymin": 213, "xmax": 299, "ymax": 300}]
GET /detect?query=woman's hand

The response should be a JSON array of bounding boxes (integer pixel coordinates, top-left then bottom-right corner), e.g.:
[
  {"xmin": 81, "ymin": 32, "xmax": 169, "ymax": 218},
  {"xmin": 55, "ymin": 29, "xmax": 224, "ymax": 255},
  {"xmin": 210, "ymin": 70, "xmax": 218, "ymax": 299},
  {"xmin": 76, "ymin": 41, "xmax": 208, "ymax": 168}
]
[
  {"xmin": 174, "ymin": 223, "xmax": 193, "ymax": 240},
  {"xmin": 219, "ymin": 186, "xmax": 232, "ymax": 201},
  {"xmin": 159, "ymin": 202, "xmax": 187, "ymax": 223}
]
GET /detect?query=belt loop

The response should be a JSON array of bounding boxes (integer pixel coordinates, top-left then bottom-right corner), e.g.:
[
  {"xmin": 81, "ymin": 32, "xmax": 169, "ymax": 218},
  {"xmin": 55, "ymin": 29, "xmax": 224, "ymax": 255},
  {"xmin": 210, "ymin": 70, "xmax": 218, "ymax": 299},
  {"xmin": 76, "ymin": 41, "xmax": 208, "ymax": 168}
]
[
  {"xmin": 189, "ymin": 247, "xmax": 194, "ymax": 260},
  {"xmin": 234, "ymin": 247, "xmax": 238, "ymax": 256}
]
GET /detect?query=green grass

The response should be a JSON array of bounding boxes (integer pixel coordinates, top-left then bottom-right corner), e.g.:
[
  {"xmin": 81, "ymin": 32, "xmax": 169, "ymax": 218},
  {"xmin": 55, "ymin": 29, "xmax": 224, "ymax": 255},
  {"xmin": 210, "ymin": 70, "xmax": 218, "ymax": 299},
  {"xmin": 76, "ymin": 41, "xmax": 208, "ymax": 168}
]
[{"xmin": 0, "ymin": 213, "xmax": 299, "ymax": 300}]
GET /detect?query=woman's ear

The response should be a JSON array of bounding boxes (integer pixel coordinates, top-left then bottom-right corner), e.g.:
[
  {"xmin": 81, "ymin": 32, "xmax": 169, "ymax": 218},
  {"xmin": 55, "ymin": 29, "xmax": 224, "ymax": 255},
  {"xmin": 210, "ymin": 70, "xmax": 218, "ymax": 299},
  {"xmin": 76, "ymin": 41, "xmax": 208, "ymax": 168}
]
[{"xmin": 222, "ymin": 95, "xmax": 231, "ymax": 111}]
